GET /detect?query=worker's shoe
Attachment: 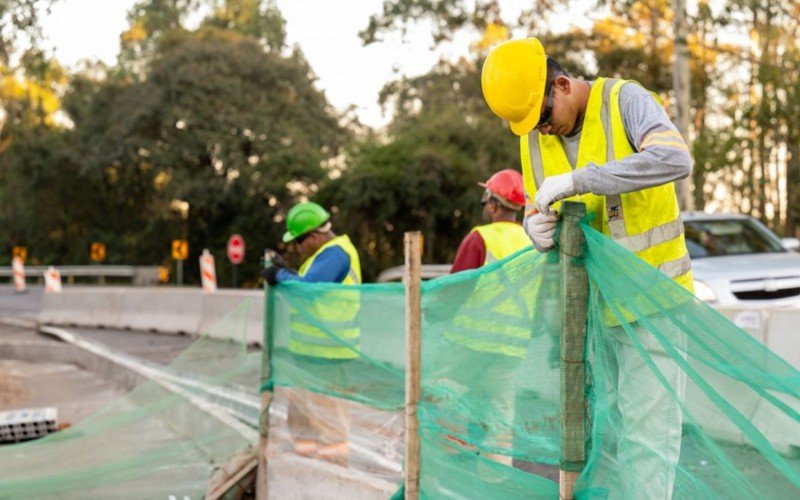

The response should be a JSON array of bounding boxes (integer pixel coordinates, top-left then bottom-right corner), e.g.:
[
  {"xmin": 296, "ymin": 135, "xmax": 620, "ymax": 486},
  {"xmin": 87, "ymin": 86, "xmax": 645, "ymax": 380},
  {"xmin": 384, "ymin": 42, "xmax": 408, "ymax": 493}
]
[
  {"xmin": 293, "ymin": 439, "xmax": 318, "ymax": 457},
  {"xmin": 317, "ymin": 441, "xmax": 349, "ymax": 467}
]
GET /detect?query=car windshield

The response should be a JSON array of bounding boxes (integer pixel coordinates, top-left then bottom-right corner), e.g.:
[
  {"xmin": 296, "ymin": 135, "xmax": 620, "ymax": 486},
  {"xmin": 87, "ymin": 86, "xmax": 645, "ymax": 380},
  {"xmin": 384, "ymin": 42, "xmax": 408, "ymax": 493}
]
[{"xmin": 684, "ymin": 219, "xmax": 785, "ymax": 258}]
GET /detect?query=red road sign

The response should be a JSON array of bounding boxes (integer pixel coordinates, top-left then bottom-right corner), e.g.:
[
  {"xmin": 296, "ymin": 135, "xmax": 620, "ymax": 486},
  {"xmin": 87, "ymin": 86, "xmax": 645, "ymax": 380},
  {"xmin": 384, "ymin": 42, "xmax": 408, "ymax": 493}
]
[{"xmin": 227, "ymin": 234, "xmax": 245, "ymax": 265}]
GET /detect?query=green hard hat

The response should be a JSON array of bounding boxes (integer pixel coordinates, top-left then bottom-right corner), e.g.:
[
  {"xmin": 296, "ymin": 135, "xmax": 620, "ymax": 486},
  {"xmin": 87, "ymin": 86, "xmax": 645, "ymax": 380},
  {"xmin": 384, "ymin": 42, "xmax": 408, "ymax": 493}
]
[{"xmin": 282, "ymin": 202, "xmax": 331, "ymax": 243}]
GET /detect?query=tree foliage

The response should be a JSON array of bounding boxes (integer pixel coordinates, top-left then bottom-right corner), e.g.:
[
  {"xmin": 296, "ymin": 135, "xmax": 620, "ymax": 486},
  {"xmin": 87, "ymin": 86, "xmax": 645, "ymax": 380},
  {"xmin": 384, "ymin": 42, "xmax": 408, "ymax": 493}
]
[
  {"xmin": 2, "ymin": 0, "xmax": 800, "ymax": 284},
  {"xmin": 320, "ymin": 57, "xmax": 516, "ymax": 278},
  {"xmin": 1, "ymin": 12, "xmax": 345, "ymax": 285}
]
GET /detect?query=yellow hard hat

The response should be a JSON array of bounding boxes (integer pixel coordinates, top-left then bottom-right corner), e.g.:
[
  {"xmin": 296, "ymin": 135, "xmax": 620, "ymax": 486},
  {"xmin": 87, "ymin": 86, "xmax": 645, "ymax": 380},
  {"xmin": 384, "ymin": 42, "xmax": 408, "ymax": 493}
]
[{"xmin": 481, "ymin": 38, "xmax": 547, "ymax": 136}]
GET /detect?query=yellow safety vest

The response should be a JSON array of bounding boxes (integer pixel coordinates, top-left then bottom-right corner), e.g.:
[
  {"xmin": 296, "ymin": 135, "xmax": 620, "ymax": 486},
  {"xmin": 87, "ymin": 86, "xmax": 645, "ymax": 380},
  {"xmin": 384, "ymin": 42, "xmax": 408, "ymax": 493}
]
[
  {"xmin": 289, "ymin": 235, "xmax": 362, "ymax": 359},
  {"xmin": 446, "ymin": 224, "xmax": 536, "ymax": 358},
  {"xmin": 473, "ymin": 221, "xmax": 531, "ymax": 265},
  {"xmin": 520, "ymin": 77, "xmax": 693, "ymax": 292}
]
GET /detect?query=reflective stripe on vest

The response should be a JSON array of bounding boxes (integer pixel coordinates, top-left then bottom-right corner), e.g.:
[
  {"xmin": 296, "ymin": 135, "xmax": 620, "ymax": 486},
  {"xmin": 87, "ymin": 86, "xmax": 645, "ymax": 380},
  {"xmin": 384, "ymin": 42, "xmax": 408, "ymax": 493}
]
[
  {"xmin": 520, "ymin": 78, "xmax": 693, "ymax": 292},
  {"xmin": 473, "ymin": 222, "xmax": 530, "ymax": 265},
  {"xmin": 445, "ymin": 263, "xmax": 536, "ymax": 358},
  {"xmin": 290, "ymin": 234, "xmax": 362, "ymax": 359}
]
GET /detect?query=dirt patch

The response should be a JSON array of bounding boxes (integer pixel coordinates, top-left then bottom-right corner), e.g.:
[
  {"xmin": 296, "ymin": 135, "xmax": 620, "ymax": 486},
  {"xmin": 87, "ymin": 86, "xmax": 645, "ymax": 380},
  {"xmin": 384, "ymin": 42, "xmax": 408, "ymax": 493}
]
[{"xmin": 0, "ymin": 367, "xmax": 29, "ymax": 406}]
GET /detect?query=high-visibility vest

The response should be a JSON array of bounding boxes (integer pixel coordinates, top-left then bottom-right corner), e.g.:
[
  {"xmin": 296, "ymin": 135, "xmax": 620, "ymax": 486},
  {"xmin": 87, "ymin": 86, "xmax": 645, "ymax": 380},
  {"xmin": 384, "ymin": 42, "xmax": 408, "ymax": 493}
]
[
  {"xmin": 445, "ymin": 224, "xmax": 538, "ymax": 359},
  {"xmin": 473, "ymin": 221, "xmax": 530, "ymax": 265},
  {"xmin": 289, "ymin": 235, "xmax": 362, "ymax": 359},
  {"xmin": 520, "ymin": 77, "xmax": 693, "ymax": 292}
]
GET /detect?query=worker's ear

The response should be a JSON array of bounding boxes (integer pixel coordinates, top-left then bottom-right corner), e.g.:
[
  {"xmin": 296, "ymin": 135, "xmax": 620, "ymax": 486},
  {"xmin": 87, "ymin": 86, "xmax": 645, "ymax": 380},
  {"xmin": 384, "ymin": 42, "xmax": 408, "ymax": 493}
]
[{"xmin": 555, "ymin": 75, "xmax": 571, "ymax": 95}]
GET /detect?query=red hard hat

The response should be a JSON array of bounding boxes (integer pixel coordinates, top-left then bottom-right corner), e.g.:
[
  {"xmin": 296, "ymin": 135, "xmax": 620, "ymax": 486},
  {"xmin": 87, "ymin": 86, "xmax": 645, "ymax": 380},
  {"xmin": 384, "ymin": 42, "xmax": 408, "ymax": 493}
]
[{"xmin": 478, "ymin": 169, "xmax": 525, "ymax": 208}]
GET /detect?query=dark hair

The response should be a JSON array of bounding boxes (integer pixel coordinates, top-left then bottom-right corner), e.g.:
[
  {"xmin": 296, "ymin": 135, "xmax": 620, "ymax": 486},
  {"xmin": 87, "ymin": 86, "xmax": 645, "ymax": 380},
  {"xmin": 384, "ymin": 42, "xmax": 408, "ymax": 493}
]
[{"xmin": 546, "ymin": 56, "xmax": 569, "ymax": 88}]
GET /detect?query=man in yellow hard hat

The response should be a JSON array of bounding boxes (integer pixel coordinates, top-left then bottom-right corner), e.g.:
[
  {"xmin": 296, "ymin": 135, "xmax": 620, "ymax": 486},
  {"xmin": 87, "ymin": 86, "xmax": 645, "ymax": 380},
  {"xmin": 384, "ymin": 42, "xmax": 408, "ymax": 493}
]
[
  {"xmin": 263, "ymin": 201, "xmax": 362, "ymax": 467},
  {"xmin": 482, "ymin": 38, "xmax": 693, "ymax": 498}
]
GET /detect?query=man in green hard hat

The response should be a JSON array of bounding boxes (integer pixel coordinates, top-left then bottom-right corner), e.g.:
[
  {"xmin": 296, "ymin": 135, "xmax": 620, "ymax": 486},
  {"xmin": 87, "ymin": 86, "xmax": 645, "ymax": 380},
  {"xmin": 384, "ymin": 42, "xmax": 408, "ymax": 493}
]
[
  {"xmin": 262, "ymin": 201, "xmax": 362, "ymax": 286},
  {"xmin": 262, "ymin": 201, "xmax": 362, "ymax": 466}
]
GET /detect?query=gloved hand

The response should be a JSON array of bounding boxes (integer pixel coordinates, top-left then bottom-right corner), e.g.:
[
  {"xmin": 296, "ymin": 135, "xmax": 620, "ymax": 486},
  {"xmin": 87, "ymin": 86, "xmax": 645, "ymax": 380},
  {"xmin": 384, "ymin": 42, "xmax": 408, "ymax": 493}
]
[
  {"xmin": 524, "ymin": 211, "xmax": 560, "ymax": 252},
  {"xmin": 260, "ymin": 249, "xmax": 285, "ymax": 269},
  {"xmin": 260, "ymin": 265, "xmax": 281, "ymax": 286},
  {"xmin": 534, "ymin": 172, "xmax": 578, "ymax": 215}
]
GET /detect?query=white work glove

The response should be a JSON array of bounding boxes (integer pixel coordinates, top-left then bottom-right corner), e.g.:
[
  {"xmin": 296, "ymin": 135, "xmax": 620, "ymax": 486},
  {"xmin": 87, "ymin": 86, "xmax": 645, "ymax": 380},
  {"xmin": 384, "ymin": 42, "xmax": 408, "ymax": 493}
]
[
  {"xmin": 524, "ymin": 211, "xmax": 560, "ymax": 252},
  {"xmin": 534, "ymin": 172, "xmax": 578, "ymax": 215}
]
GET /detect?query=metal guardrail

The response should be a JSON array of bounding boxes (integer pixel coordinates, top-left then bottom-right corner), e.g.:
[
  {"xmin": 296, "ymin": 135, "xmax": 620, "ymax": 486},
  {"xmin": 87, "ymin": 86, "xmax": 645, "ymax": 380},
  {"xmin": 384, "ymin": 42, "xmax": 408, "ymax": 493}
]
[{"xmin": 0, "ymin": 266, "xmax": 160, "ymax": 285}]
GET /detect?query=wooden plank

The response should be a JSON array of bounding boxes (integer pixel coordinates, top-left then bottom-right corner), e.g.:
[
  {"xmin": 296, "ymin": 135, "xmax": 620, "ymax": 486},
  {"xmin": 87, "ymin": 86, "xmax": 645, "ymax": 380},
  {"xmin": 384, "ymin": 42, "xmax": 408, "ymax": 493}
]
[{"xmin": 404, "ymin": 231, "xmax": 422, "ymax": 500}]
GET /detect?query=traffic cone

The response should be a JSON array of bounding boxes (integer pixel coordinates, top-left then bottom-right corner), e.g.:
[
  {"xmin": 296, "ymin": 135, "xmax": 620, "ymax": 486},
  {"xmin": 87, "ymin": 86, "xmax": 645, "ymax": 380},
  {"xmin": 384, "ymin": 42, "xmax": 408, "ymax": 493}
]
[
  {"xmin": 199, "ymin": 249, "xmax": 217, "ymax": 293},
  {"xmin": 44, "ymin": 266, "xmax": 62, "ymax": 293},
  {"xmin": 12, "ymin": 257, "xmax": 25, "ymax": 293}
]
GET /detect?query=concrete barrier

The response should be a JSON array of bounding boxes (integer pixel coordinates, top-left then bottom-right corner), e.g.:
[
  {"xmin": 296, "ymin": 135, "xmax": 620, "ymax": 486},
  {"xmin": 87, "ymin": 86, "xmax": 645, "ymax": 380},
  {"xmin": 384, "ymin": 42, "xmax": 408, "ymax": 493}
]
[
  {"xmin": 39, "ymin": 287, "xmax": 264, "ymax": 344},
  {"xmin": 716, "ymin": 306, "xmax": 800, "ymax": 370},
  {"xmin": 691, "ymin": 306, "xmax": 800, "ymax": 454}
]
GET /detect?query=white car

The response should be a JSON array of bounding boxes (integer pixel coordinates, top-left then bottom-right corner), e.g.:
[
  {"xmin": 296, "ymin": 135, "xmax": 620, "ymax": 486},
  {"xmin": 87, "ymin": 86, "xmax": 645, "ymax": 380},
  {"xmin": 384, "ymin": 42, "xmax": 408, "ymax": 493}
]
[
  {"xmin": 376, "ymin": 213, "xmax": 800, "ymax": 308},
  {"xmin": 683, "ymin": 212, "xmax": 800, "ymax": 307}
]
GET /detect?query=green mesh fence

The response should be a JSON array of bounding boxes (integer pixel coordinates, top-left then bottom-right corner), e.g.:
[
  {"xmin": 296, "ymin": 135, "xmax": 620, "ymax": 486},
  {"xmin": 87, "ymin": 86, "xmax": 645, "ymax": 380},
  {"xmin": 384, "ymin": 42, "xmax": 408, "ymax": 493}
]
[
  {"xmin": 267, "ymin": 216, "xmax": 800, "ymax": 498},
  {"xmin": 1, "ymin": 214, "xmax": 798, "ymax": 499},
  {"xmin": 0, "ymin": 302, "xmax": 260, "ymax": 499}
]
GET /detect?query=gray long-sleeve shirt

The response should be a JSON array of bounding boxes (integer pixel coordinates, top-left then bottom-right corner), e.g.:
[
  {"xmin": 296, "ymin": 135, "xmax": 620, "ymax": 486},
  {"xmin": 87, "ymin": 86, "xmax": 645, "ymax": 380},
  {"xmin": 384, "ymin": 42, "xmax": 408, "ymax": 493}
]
[{"xmin": 566, "ymin": 81, "xmax": 692, "ymax": 196}]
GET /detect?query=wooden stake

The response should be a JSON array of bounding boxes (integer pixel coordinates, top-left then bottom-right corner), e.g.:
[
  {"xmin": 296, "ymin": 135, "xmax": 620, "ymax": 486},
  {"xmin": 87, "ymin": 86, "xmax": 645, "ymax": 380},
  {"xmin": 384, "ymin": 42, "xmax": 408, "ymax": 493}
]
[
  {"xmin": 256, "ymin": 273, "xmax": 276, "ymax": 500},
  {"xmin": 558, "ymin": 202, "xmax": 588, "ymax": 499},
  {"xmin": 404, "ymin": 231, "xmax": 422, "ymax": 500}
]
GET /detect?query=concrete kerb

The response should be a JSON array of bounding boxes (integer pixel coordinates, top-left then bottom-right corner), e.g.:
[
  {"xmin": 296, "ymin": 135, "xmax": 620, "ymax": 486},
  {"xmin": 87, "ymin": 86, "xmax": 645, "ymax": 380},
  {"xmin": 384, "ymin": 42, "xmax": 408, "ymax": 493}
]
[
  {"xmin": 38, "ymin": 286, "xmax": 264, "ymax": 343},
  {"xmin": 39, "ymin": 287, "xmax": 122, "ymax": 329},
  {"xmin": 199, "ymin": 290, "xmax": 263, "ymax": 345}
]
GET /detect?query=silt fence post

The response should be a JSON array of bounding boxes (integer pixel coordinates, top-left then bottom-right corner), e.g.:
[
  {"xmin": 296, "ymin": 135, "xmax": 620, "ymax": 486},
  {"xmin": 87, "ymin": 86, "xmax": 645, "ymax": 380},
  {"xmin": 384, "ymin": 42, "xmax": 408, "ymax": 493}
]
[{"xmin": 558, "ymin": 201, "xmax": 588, "ymax": 499}]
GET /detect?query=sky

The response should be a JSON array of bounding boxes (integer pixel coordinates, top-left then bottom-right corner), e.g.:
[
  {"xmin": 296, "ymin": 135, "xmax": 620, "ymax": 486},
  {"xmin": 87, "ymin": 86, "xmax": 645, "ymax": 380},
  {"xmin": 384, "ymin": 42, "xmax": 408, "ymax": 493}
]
[{"xmin": 38, "ymin": 0, "xmax": 536, "ymax": 128}]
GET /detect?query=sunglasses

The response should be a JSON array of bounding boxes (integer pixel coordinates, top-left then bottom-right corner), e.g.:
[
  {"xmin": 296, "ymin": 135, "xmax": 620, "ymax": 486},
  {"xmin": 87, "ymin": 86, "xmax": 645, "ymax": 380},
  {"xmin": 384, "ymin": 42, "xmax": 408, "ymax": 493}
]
[
  {"xmin": 295, "ymin": 231, "xmax": 313, "ymax": 245},
  {"xmin": 536, "ymin": 82, "xmax": 556, "ymax": 130},
  {"xmin": 480, "ymin": 190, "xmax": 495, "ymax": 206}
]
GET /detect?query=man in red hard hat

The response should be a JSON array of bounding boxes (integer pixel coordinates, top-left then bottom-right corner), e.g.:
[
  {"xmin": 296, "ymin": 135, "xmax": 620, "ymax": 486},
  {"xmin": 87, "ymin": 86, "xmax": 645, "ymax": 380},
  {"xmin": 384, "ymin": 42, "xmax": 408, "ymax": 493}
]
[
  {"xmin": 444, "ymin": 169, "xmax": 535, "ymax": 466},
  {"xmin": 451, "ymin": 169, "xmax": 531, "ymax": 272}
]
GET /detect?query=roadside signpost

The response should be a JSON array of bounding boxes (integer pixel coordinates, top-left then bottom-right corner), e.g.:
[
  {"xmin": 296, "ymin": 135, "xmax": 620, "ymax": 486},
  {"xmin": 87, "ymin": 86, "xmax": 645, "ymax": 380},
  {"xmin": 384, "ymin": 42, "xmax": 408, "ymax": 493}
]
[
  {"xmin": 90, "ymin": 242, "xmax": 106, "ymax": 262},
  {"xmin": 12, "ymin": 246, "xmax": 27, "ymax": 263},
  {"xmin": 90, "ymin": 242, "xmax": 107, "ymax": 284},
  {"xmin": 172, "ymin": 239, "xmax": 189, "ymax": 286},
  {"xmin": 227, "ymin": 234, "xmax": 245, "ymax": 287}
]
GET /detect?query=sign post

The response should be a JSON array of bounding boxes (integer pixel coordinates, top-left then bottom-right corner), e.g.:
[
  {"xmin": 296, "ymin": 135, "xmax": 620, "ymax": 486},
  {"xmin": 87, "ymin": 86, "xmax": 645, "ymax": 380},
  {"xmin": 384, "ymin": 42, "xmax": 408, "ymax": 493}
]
[
  {"xmin": 227, "ymin": 234, "xmax": 245, "ymax": 288},
  {"xmin": 90, "ymin": 242, "xmax": 106, "ymax": 284},
  {"xmin": 172, "ymin": 239, "xmax": 189, "ymax": 286},
  {"xmin": 12, "ymin": 246, "xmax": 27, "ymax": 263}
]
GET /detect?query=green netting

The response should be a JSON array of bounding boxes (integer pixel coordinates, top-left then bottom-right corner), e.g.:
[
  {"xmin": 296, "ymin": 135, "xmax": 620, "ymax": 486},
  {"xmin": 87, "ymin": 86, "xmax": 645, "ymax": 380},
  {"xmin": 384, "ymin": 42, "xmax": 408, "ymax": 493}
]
[
  {"xmin": 268, "ymin": 214, "xmax": 800, "ymax": 498},
  {"xmin": 0, "ymin": 302, "xmax": 260, "ymax": 499}
]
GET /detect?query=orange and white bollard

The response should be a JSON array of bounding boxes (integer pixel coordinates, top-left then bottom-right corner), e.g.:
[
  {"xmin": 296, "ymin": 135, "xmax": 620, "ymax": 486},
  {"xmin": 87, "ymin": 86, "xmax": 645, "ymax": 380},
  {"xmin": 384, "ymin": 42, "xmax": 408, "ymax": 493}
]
[
  {"xmin": 44, "ymin": 266, "xmax": 62, "ymax": 293},
  {"xmin": 12, "ymin": 256, "xmax": 25, "ymax": 293},
  {"xmin": 199, "ymin": 249, "xmax": 217, "ymax": 293}
]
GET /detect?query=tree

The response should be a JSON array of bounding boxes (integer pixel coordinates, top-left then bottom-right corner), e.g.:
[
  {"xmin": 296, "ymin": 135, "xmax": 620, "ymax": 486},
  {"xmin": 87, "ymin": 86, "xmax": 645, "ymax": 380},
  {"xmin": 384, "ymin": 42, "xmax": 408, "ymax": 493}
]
[
  {"xmin": 84, "ymin": 28, "xmax": 346, "ymax": 281},
  {"xmin": 320, "ymin": 57, "xmax": 516, "ymax": 278}
]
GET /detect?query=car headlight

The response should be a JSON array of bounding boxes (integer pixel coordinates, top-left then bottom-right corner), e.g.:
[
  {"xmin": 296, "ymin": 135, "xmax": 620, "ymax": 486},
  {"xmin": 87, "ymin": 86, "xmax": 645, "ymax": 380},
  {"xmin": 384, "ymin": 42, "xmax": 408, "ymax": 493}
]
[{"xmin": 693, "ymin": 280, "xmax": 718, "ymax": 303}]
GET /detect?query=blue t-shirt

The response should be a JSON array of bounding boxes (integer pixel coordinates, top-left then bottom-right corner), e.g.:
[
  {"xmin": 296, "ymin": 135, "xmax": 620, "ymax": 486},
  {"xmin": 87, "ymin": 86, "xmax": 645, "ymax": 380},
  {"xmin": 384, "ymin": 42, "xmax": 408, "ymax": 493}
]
[{"xmin": 276, "ymin": 246, "xmax": 352, "ymax": 283}]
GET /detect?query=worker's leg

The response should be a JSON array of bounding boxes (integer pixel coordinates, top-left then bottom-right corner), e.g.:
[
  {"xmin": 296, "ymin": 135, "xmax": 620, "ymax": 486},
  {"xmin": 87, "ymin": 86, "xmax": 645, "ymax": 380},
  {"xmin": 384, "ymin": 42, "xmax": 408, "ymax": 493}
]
[
  {"xmin": 468, "ymin": 351, "xmax": 520, "ymax": 466},
  {"xmin": 615, "ymin": 320, "xmax": 686, "ymax": 499},
  {"xmin": 286, "ymin": 388, "xmax": 317, "ymax": 457},
  {"xmin": 311, "ymin": 391, "xmax": 350, "ymax": 466},
  {"xmin": 307, "ymin": 359, "xmax": 351, "ymax": 466}
]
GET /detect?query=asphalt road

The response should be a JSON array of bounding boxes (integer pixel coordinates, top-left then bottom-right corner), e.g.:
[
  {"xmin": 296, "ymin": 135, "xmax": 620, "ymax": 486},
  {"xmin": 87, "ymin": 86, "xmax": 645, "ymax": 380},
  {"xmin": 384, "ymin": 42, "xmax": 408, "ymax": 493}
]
[{"xmin": 0, "ymin": 285, "xmax": 42, "ymax": 321}]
